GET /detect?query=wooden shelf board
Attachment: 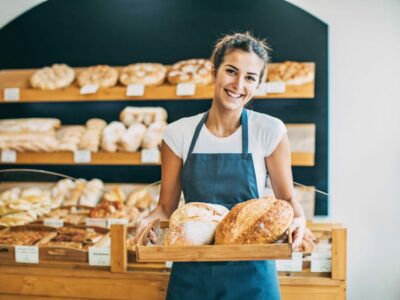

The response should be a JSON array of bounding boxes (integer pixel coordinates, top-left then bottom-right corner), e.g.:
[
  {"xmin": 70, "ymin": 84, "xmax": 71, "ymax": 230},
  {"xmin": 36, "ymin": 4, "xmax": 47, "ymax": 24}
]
[{"xmin": 0, "ymin": 151, "xmax": 314, "ymax": 166}]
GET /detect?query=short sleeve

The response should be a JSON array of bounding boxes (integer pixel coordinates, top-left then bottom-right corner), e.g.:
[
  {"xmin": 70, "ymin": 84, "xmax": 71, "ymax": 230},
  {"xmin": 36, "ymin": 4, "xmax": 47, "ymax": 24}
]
[
  {"xmin": 264, "ymin": 119, "xmax": 287, "ymax": 157},
  {"xmin": 162, "ymin": 121, "xmax": 183, "ymax": 159}
]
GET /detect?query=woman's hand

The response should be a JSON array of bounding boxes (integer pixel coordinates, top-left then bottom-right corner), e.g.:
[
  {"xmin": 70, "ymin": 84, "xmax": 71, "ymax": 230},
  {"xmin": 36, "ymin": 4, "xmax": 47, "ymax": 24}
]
[
  {"xmin": 290, "ymin": 215, "xmax": 306, "ymax": 251},
  {"xmin": 135, "ymin": 206, "xmax": 167, "ymax": 244}
]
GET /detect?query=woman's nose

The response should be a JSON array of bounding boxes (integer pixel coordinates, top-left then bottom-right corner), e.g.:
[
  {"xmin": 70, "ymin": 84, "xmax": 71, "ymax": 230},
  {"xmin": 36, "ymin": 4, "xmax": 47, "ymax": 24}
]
[{"xmin": 232, "ymin": 75, "xmax": 244, "ymax": 90}]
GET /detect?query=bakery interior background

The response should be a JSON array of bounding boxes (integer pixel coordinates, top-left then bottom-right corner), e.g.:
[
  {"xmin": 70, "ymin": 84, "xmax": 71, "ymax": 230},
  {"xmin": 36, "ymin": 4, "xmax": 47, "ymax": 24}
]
[{"xmin": 0, "ymin": 0, "xmax": 399, "ymax": 299}]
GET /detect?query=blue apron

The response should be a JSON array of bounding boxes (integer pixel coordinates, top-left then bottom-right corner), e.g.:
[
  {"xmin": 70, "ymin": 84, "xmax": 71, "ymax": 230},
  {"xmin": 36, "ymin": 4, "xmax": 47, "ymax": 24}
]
[{"xmin": 166, "ymin": 109, "xmax": 281, "ymax": 300}]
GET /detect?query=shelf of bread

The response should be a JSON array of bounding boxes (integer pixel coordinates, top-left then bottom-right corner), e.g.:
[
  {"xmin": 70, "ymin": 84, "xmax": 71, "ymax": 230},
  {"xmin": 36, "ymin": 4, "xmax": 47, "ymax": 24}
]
[
  {"xmin": 0, "ymin": 62, "xmax": 315, "ymax": 102},
  {"xmin": 0, "ymin": 117, "xmax": 316, "ymax": 166}
]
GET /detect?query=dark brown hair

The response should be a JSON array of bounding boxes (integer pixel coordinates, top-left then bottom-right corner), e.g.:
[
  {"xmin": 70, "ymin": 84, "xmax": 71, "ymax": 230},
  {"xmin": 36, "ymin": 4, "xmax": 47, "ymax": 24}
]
[{"xmin": 211, "ymin": 32, "xmax": 271, "ymax": 83}]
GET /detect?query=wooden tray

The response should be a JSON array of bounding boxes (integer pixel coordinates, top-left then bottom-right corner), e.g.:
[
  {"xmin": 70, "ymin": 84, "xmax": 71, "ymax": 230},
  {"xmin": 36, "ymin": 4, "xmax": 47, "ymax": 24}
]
[
  {"xmin": 0, "ymin": 225, "xmax": 56, "ymax": 262},
  {"xmin": 38, "ymin": 225, "xmax": 109, "ymax": 262},
  {"xmin": 135, "ymin": 219, "xmax": 292, "ymax": 262}
]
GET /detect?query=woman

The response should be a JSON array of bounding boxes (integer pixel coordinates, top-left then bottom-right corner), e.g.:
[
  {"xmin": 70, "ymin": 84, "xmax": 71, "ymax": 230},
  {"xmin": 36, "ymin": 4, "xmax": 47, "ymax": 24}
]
[{"xmin": 137, "ymin": 32, "xmax": 306, "ymax": 300}]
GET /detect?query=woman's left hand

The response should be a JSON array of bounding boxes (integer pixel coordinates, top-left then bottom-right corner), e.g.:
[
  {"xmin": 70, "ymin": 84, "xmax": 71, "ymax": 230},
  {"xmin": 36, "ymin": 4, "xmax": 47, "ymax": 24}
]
[{"xmin": 290, "ymin": 215, "xmax": 306, "ymax": 251}]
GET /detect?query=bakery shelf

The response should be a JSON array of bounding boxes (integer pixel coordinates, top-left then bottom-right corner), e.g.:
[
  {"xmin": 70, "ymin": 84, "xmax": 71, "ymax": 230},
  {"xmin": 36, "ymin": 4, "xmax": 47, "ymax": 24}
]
[
  {"xmin": 0, "ymin": 151, "xmax": 313, "ymax": 166},
  {"xmin": 0, "ymin": 64, "xmax": 315, "ymax": 102}
]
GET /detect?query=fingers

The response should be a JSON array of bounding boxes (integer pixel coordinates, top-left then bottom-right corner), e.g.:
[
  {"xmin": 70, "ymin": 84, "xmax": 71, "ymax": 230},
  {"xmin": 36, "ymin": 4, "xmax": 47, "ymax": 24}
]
[{"xmin": 149, "ymin": 230, "xmax": 157, "ymax": 244}]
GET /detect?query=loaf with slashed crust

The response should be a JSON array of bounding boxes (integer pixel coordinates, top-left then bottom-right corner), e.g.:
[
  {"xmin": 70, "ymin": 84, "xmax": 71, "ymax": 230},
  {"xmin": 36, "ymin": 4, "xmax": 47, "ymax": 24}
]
[{"xmin": 215, "ymin": 196, "xmax": 294, "ymax": 245}]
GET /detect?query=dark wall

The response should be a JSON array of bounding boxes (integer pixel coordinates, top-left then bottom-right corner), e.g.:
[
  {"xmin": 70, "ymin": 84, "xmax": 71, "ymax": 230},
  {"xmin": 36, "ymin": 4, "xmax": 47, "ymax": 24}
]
[{"xmin": 0, "ymin": 0, "xmax": 328, "ymax": 215}]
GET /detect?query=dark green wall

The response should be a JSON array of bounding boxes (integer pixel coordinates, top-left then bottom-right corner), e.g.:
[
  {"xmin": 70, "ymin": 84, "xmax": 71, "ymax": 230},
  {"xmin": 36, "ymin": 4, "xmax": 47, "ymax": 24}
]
[{"xmin": 0, "ymin": 0, "xmax": 328, "ymax": 215}]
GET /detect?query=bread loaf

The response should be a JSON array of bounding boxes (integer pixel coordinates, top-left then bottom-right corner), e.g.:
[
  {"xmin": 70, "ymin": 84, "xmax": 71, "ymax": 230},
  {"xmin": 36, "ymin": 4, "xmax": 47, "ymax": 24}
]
[
  {"xmin": 164, "ymin": 202, "xmax": 229, "ymax": 246},
  {"xmin": 215, "ymin": 196, "xmax": 294, "ymax": 245}
]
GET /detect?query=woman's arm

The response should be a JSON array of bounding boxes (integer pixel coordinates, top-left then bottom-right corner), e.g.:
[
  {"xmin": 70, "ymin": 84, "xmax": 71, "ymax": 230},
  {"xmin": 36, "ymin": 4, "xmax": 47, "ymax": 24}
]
[
  {"xmin": 265, "ymin": 134, "xmax": 306, "ymax": 250},
  {"xmin": 136, "ymin": 141, "xmax": 183, "ymax": 241}
]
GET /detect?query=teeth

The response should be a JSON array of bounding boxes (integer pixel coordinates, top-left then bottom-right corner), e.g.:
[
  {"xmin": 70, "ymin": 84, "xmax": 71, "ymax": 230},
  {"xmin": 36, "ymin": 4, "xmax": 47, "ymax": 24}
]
[{"xmin": 226, "ymin": 90, "xmax": 242, "ymax": 98}]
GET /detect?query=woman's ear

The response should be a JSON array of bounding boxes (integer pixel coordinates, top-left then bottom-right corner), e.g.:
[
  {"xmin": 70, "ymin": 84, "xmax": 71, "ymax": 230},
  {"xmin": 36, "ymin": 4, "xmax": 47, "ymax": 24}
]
[{"xmin": 211, "ymin": 65, "xmax": 217, "ymax": 80}]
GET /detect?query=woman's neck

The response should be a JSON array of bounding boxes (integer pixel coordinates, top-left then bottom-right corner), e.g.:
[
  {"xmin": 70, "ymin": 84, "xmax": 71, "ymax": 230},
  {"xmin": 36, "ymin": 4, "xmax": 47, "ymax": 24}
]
[{"xmin": 206, "ymin": 105, "xmax": 243, "ymax": 138}]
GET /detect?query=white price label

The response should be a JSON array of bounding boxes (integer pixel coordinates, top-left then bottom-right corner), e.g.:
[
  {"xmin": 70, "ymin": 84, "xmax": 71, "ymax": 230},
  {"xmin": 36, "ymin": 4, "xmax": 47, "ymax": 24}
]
[
  {"xmin": 15, "ymin": 246, "xmax": 39, "ymax": 264},
  {"xmin": 88, "ymin": 246, "xmax": 110, "ymax": 266},
  {"xmin": 311, "ymin": 251, "xmax": 332, "ymax": 259},
  {"xmin": 4, "ymin": 88, "xmax": 20, "ymax": 101},
  {"xmin": 80, "ymin": 84, "xmax": 99, "ymax": 95},
  {"xmin": 126, "ymin": 84, "xmax": 145, "ymax": 96},
  {"xmin": 141, "ymin": 149, "xmax": 160, "ymax": 163},
  {"xmin": 85, "ymin": 218, "xmax": 108, "ymax": 228},
  {"xmin": 107, "ymin": 218, "xmax": 129, "ymax": 228},
  {"xmin": 311, "ymin": 258, "xmax": 332, "ymax": 272},
  {"xmin": 43, "ymin": 218, "xmax": 64, "ymax": 228},
  {"xmin": 165, "ymin": 261, "xmax": 173, "ymax": 268},
  {"xmin": 1, "ymin": 150, "xmax": 17, "ymax": 163},
  {"xmin": 176, "ymin": 83, "xmax": 196, "ymax": 96},
  {"xmin": 276, "ymin": 252, "xmax": 302, "ymax": 272},
  {"xmin": 254, "ymin": 82, "xmax": 268, "ymax": 96},
  {"xmin": 266, "ymin": 81, "xmax": 286, "ymax": 94},
  {"xmin": 74, "ymin": 150, "xmax": 91, "ymax": 163}
]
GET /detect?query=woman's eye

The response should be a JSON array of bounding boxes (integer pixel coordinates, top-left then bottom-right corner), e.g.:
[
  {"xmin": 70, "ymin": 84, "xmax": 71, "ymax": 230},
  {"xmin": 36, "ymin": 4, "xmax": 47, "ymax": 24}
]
[
  {"xmin": 246, "ymin": 76, "xmax": 256, "ymax": 82},
  {"xmin": 226, "ymin": 69, "xmax": 235, "ymax": 75}
]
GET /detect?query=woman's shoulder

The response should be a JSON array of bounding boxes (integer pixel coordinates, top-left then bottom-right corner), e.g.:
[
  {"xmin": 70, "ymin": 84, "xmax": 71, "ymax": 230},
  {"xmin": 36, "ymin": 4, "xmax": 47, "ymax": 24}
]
[
  {"xmin": 164, "ymin": 112, "xmax": 205, "ymax": 137},
  {"xmin": 167, "ymin": 112, "xmax": 204, "ymax": 129},
  {"xmin": 247, "ymin": 109, "xmax": 285, "ymax": 132}
]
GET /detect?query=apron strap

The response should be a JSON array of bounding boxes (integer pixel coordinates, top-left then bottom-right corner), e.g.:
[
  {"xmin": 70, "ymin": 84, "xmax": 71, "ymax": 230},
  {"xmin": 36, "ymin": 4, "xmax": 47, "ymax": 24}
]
[{"xmin": 187, "ymin": 109, "xmax": 249, "ymax": 157}]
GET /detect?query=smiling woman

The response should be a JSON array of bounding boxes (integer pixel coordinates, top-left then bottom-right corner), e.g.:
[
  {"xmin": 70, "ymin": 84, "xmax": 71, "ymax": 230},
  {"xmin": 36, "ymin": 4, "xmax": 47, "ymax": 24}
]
[{"xmin": 136, "ymin": 32, "xmax": 306, "ymax": 300}]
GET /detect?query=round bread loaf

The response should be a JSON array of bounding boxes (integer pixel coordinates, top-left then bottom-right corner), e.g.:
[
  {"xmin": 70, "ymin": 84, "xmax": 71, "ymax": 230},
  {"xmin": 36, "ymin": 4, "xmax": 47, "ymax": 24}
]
[
  {"xmin": 77, "ymin": 65, "xmax": 118, "ymax": 88},
  {"xmin": 119, "ymin": 63, "xmax": 167, "ymax": 86},
  {"xmin": 167, "ymin": 59, "xmax": 213, "ymax": 85},
  {"xmin": 164, "ymin": 202, "xmax": 229, "ymax": 246},
  {"xmin": 215, "ymin": 196, "xmax": 294, "ymax": 245},
  {"xmin": 30, "ymin": 64, "xmax": 75, "ymax": 90}
]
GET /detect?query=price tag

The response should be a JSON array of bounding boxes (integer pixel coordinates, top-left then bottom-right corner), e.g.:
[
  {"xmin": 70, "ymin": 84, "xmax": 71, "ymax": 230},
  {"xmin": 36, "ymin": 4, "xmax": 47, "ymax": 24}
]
[
  {"xmin": 86, "ymin": 218, "xmax": 108, "ymax": 228},
  {"xmin": 88, "ymin": 246, "xmax": 110, "ymax": 266},
  {"xmin": 176, "ymin": 83, "xmax": 196, "ymax": 96},
  {"xmin": 1, "ymin": 150, "xmax": 17, "ymax": 163},
  {"xmin": 311, "ymin": 258, "xmax": 332, "ymax": 272},
  {"xmin": 80, "ymin": 84, "xmax": 99, "ymax": 95},
  {"xmin": 74, "ymin": 150, "xmax": 91, "ymax": 163},
  {"xmin": 266, "ymin": 81, "xmax": 286, "ymax": 94},
  {"xmin": 254, "ymin": 82, "xmax": 268, "ymax": 96},
  {"xmin": 141, "ymin": 149, "xmax": 160, "ymax": 163},
  {"xmin": 165, "ymin": 261, "xmax": 173, "ymax": 268},
  {"xmin": 276, "ymin": 252, "xmax": 302, "ymax": 272},
  {"xmin": 43, "ymin": 218, "xmax": 64, "ymax": 228},
  {"xmin": 311, "ymin": 251, "xmax": 332, "ymax": 259},
  {"xmin": 15, "ymin": 246, "xmax": 39, "ymax": 264},
  {"xmin": 126, "ymin": 84, "xmax": 145, "ymax": 96},
  {"xmin": 107, "ymin": 218, "xmax": 129, "ymax": 228},
  {"xmin": 4, "ymin": 88, "xmax": 20, "ymax": 101}
]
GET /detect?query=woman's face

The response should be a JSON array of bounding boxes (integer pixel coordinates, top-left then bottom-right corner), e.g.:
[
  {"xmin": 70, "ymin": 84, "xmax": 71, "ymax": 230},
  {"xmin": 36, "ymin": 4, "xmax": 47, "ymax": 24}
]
[{"xmin": 213, "ymin": 49, "xmax": 264, "ymax": 112}]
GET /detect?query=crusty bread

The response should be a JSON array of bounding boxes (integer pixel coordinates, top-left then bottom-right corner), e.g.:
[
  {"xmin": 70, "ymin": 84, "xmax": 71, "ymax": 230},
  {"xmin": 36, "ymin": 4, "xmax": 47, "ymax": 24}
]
[
  {"xmin": 215, "ymin": 196, "xmax": 294, "ymax": 245},
  {"xmin": 164, "ymin": 202, "xmax": 229, "ymax": 246}
]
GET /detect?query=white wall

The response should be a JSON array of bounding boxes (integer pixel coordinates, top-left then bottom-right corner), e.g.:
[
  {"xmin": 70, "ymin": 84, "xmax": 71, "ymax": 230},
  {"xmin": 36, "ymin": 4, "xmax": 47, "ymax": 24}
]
[
  {"xmin": 287, "ymin": 1, "xmax": 400, "ymax": 299},
  {"xmin": 1, "ymin": 1, "xmax": 400, "ymax": 299}
]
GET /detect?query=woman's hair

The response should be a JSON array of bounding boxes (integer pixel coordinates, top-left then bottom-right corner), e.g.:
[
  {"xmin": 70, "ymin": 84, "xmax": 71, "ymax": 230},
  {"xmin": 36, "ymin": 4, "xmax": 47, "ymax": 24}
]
[{"xmin": 210, "ymin": 32, "xmax": 271, "ymax": 83}]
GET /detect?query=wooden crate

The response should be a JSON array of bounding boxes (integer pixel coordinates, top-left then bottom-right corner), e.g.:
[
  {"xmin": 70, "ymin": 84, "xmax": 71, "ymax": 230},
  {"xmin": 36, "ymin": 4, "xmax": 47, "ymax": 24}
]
[{"xmin": 134, "ymin": 219, "xmax": 292, "ymax": 262}]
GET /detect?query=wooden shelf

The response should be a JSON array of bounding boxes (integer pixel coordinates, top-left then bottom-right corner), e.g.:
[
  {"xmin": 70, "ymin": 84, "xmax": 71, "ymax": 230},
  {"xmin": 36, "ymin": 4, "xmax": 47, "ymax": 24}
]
[
  {"xmin": 0, "ymin": 150, "xmax": 313, "ymax": 166},
  {"xmin": 0, "ymin": 65, "xmax": 315, "ymax": 102}
]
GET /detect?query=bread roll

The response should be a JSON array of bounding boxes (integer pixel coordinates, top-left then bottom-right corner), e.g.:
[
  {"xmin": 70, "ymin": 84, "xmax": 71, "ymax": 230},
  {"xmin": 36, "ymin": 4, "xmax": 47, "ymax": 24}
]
[
  {"xmin": 164, "ymin": 202, "xmax": 229, "ymax": 246},
  {"xmin": 215, "ymin": 196, "xmax": 294, "ymax": 245}
]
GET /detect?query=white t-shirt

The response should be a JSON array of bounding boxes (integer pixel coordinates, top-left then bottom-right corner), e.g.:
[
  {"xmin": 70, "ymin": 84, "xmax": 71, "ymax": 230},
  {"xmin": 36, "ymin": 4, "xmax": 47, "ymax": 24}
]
[{"xmin": 163, "ymin": 110, "xmax": 287, "ymax": 196}]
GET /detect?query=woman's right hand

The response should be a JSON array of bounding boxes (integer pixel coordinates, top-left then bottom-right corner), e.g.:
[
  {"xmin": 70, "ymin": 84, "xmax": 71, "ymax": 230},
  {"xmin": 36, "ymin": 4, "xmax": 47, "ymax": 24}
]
[{"xmin": 135, "ymin": 205, "xmax": 168, "ymax": 244}]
